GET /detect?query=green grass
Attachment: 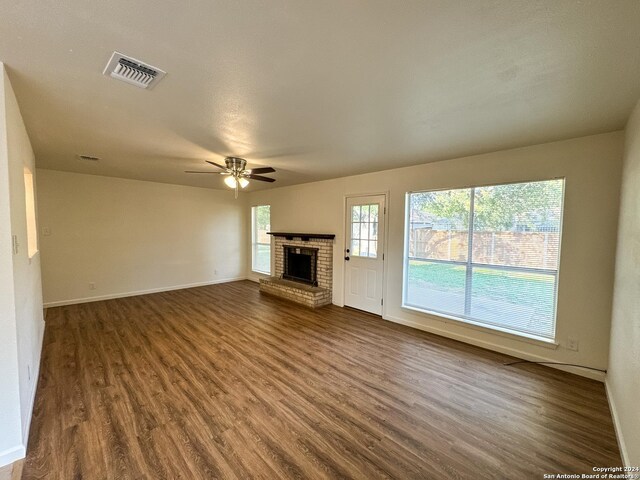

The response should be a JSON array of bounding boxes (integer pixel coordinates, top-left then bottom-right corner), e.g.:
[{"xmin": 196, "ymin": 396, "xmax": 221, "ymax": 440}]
[{"xmin": 408, "ymin": 260, "xmax": 555, "ymax": 309}]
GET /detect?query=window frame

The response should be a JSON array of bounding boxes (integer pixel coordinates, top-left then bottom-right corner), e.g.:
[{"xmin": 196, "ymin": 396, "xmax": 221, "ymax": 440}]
[
  {"xmin": 251, "ymin": 205, "xmax": 271, "ymax": 275},
  {"xmin": 402, "ymin": 178, "xmax": 565, "ymax": 343}
]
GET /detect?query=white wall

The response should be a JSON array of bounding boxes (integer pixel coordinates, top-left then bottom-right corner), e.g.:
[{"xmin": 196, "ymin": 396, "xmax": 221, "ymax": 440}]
[
  {"xmin": 0, "ymin": 64, "xmax": 23, "ymax": 468},
  {"xmin": 607, "ymin": 100, "xmax": 640, "ymax": 466},
  {"xmin": 37, "ymin": 170, "xmax": 248, "ymax": 306},
  {"xmin": 248, "ymin": 132, "xmax": 623, "ymax": 381},
  {"xmin": 0, "ymin": 64, "xmax": 44, "ymax": 467}
]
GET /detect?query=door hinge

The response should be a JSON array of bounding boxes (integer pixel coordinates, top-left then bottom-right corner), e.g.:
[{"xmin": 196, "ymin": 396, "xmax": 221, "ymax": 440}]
[
  {"xmin": 384, "ymin": 207, "xmax": 386, "ymax": 214},
  {"xmin": 382, "ymin": 253, "xmax": 384, "ymax": 260},
  {"xmin": 381, "ymin": 298, "xmax": 384, "ymax": 306}
]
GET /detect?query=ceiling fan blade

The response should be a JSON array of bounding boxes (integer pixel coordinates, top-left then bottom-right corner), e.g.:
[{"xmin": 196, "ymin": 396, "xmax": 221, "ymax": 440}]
[
  {"xmin": 205, "ymin": 160, "xmax": 228, "ymax": 170},
  {"xmin": 184, "ymin": 171, "xmax": 220, "ymax": 174},
  {"xmin": 248, "ymin": 167, "xmax": 275, "ymax": 174},
  {"xmin": 246, "ymin": 174, "xmax": 276, "ymax": 183}
]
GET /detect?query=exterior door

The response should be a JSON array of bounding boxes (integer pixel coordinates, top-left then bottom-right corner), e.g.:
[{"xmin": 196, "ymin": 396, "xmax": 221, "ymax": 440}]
[{"xmin": 344, "ymin": 195, "xmax": 386, "ymax": 314}]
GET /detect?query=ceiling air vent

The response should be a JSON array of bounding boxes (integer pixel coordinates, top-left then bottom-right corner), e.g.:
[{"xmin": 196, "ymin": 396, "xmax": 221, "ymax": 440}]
[
  {"xmin": 103, "ymin": 51, "xmax": 166, "ymax": 90},
  {"xmin": 78, "ymin": 155, "xmax": 100, "ymax": 161}
]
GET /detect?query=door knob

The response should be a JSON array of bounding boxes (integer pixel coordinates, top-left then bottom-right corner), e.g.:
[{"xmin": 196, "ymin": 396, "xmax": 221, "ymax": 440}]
[{"xmin": 345, "ymin": 256, "xmax": 350, "ymax": 261}]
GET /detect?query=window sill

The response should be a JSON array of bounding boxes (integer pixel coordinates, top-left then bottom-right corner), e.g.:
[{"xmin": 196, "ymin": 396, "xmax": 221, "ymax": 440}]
[
  {"xmin": 401, "ymin": 304, "xmax": 559, "ymax": 349},
  {"xmin": 251, "ymin": 270, "xmax": 271, "ymax": 276}
]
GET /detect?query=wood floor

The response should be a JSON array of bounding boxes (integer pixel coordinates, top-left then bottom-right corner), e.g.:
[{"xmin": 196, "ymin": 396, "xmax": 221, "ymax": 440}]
[{"xmin": 24, "ymin": 281, "xmax": 620, "ymax": 479}]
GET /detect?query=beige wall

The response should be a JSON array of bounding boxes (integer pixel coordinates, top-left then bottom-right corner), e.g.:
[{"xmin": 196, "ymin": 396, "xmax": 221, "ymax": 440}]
[
  {"xmin": 0, "ymin": 63, "xmax": 23, "ymax": 468},
  {"xmin": 607, "ymin": 100, "xmax": 640, "ymax": 466},
  {"xmin": 0, "ymin": 64, "xmax": 44, "ymax": 467},
  {"xmin": 248, "ymin": 132, "xmax": 623, "ymax": 381},
  {"xmin": 37, "ymin": 170, "xmax": 247, "ymax": 306}
]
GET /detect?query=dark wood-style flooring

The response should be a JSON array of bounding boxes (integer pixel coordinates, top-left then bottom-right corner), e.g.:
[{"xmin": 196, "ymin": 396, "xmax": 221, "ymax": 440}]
[{"xmin": 23, "ymin": 281, "xmax": 620, "ymax": 479}]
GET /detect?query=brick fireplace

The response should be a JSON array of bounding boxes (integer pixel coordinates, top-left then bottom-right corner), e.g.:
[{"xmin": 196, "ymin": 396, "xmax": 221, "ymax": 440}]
[{"xmin": 259, "ymin": 232, "xmax": 335, "ymax": 308}]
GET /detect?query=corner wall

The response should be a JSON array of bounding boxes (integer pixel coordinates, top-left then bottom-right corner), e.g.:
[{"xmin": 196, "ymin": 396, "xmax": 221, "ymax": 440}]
[
  {"xmin": 0, "ymin": 64, "xmax": 45, "ymax": 467},
  {"xmin": 36, "ymin": 170, "xmax": 248, "ymax": 306},
  {"xmin": 248, "ymin": 132, "xmax": 623, "ymax": 381},
  {"xmin": 607, "ymin": 99, "xmax": 640, "ymax": 466}
]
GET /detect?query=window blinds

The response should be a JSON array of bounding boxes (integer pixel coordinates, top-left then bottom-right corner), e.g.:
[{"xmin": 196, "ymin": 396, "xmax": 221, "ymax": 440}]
[{"xmin": 404, "ymin": 179, "xmax": 564, "ymax": 340}]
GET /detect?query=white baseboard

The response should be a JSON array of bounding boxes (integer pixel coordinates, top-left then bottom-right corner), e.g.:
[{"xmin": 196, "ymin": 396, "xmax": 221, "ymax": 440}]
[
  {"xmin": 0, "ymin": 445, "xmax": 25, "ymax": 469},
  {"xmin": 21, "ymin": 321, "xmax": 44, "ymax": 450},
  {"xmin": 383, "ymin": 313, "xmax": 606, "ymax": 382},
  {"xmin": 605, "ymin": 379, "xmax": 630, "ymax": 467},
  {"xmin": 43, "ymin": 277, "xmax": 247, "ymax": 308}
]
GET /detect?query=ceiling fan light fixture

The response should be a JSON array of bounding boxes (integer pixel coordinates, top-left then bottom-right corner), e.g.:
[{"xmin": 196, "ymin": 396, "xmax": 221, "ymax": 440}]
[
  {"xmin": 224, "ymin": 176, "xmax": 237, "ymax": 188},
  {"xmin": 186, "ymin": 156, "xmax": 275, "ymax": 198}
]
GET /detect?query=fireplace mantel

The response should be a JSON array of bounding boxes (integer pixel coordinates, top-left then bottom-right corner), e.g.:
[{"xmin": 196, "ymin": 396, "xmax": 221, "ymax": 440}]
[{"xmin": 267, "ymin": 232, "xmax": 335, "ymax": 241}]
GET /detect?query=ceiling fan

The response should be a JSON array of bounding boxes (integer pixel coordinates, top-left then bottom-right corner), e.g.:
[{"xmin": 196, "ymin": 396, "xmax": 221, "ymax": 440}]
[{"xmin": 185, "ymin": 157, "xmax": 276, "ymax": 198}]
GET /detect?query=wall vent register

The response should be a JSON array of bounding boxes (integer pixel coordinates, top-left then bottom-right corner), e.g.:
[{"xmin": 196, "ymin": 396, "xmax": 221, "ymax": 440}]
[{"xmin": 103, "ymin": 51, "xmax": 166, "ymax": 90}]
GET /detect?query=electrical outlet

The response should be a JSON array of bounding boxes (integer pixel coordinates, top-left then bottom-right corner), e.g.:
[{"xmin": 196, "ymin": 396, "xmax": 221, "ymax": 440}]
[
  {"xmin": 42, "ymin": 227, "xmax": 51, "ymax": 236},
  {"xmin": 89, "ymin": 282, "xmax": 96, "ymax": 290},
  {"xmin": 567, "ymin": 336, "xmax": 579, "ymax": 351},
  {"xmin": 214, "ymin": 269, "xmax": 218, "ymax": 275}
]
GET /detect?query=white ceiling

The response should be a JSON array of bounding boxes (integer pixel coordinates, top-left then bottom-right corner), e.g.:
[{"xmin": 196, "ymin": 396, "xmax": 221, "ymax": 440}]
[{"xmin": 1, "ymin": 0, "xmax": 639, "ymax": 190}]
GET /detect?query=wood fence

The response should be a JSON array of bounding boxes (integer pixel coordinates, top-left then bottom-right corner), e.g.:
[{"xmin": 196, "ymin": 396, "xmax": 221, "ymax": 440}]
[{"xmin": 409, "ymin": 229, "xmax": 559, "ymax": 270}]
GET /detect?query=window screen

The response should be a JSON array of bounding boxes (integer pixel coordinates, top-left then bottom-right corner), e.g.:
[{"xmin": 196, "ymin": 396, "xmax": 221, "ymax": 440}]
[{"xmin": 404, "ymin": 179, "xmax": 564, "ymax": 340}]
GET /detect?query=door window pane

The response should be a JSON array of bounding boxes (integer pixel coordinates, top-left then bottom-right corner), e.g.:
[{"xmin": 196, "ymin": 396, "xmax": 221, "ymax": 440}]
[
  {"xmin": 369, "ymin": 221, "xmax": 378, "ymax": 240},
  {"xmin": 361, "ymin": 222, "xmax": 369, "ymax": 240},
  {"xmin": 351, "ymin": 239, "xmax": 360, "ymax": 256},
  {"xmin": 360, "ymin": 239, "xmax": 369, "ymax": 257},
  {"xmin": 350, "ymin": 203, "xmax": 379, "ymax": 258},
  {"xmin": 370, "ymin": 204, "xmax": 379, "ymax": 222}
]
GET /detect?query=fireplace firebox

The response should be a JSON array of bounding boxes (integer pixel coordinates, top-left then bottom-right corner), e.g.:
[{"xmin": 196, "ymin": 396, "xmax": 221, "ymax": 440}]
[{"xmin": 283, "ymin": 245, "xmax": 318, "ymax": 286}]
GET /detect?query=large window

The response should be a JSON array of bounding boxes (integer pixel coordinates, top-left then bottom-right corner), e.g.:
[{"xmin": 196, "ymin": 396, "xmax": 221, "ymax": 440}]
[
  {"xmin": 252, "ymin": 205, "xmax": 271, "ymax": 274},
  {"xmin": 403, "ymin": 179, "xmax": 564, "ymax": 340}
]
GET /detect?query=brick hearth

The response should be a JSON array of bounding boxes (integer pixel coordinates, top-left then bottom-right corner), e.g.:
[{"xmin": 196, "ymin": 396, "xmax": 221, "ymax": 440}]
[{"xmin": 259, "ymin": 234, "xmax": 334, "ymax": 308}]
